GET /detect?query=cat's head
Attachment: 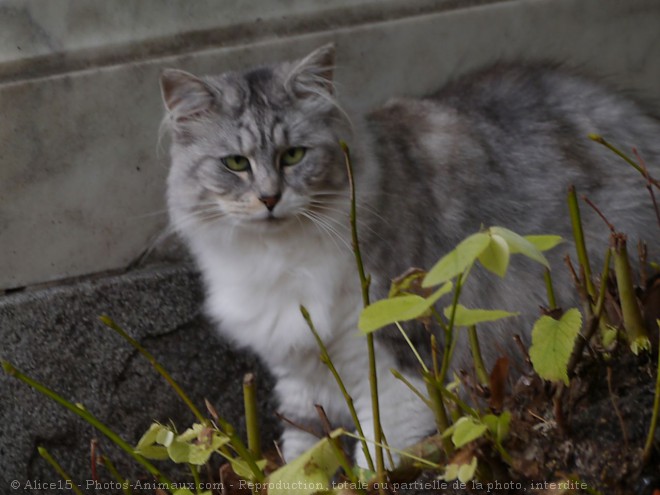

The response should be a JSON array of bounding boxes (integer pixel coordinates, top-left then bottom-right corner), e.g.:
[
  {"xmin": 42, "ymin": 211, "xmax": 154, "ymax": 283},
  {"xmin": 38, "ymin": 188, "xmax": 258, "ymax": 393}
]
[{"xmin": 160, "ymin": 44, "xmax": 351, "ymax": 236}]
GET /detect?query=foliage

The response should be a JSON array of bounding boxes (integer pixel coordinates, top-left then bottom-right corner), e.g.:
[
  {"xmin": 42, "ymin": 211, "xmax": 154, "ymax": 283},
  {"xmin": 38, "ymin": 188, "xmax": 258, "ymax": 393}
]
[
  {"xmin": 529, "ymin": 309, "xmax": 582, "ymax": 385},
  {"xmin": 2, "ymin": 137, "xmax": 659, "ymax": 494}
]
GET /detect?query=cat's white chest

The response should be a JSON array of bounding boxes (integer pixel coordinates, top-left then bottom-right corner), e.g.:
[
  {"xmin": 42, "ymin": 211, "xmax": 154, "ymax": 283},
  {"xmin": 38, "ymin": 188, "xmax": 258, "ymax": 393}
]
[{"xmin": 194, "ymin": 226, "xmax": 361, "ymax": 369}]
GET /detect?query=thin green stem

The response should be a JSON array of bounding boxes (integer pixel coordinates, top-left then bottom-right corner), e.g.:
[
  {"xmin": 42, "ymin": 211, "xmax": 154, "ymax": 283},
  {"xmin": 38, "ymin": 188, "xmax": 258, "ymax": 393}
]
[
  {"xmin": 594, "ymin": 247, "xmax": 612, "ymax": 317},
  {"xmin": 99, "ymin": 316, "xmax": 207, "ymax": 424},
  {"xmin": 1, "ymin": 361, "xmax": 174, "ymax": 491},
  {"xmin": 492, "ymin": 441, "xmax": 513, "ymax": 465},
  {"xmin": 431, "ymin": 334, "xmax": 441, "ymax": 381},
  {"xmin": 101, "ymin": 317, "xmax": 257, "ymax": 475},
  {"xmin": 100, "ymin": 456, "xmax": 132, "ymax": 495},
  {"xmin": 341, "ymin": 431, "xmax": 441, "ymax": 470},
  {"xmin": 366, "ymin": 333, "xmax": 386, "ymax": 484},
  {"xmin": 189, "ymin": 464, "xmax": 202, "ymax": 495},
  {"xmin": 328, "ymin": 436, "xmax": 364, "ymax": 490},
  {"xmin": 300, "ymin": 306, "xmax": 374, "ymax": 471},
  {"xmin": 395, "ymin": 322, "xmax": 429, "ymax": 373},
  {"xmin": 589, "ymin": 134, "xmax": 660, "ymax": 188},
  {"xmin": 567, "ymin": 246, "xmax": 612, "ymax": 376},
  {"xmin": 438, "ymin": 273, "xmax": 464, "ymax": 385},
  {"xmin": 342, "ymin": 141, "xmax": 385, "ymax": 486},
  {"xmin": 38, "ymin": 447, "xmax": 85, "ymax": 495},
  {"xmin": 439, "ymin": 388, "xmax": 479, "ymax": 418},
  {"xmin": 341, "ymin": 141, "xmax": 371, "ymax": 308},
  {"xmin": 243, "ymin": 373, "xmax": 262, "ymax": 459},
  {"xmin": 467, "ymin": 325, "xmax": 489, "ymax": 387},
  {"xmin": 215, "ymin": 421, "xmax": 265, "ymax": 482},
  {"xmin": 642, "ymin": 322, "xmax": 660, "ymax": 464},
  {"xmin": 543, "ymin": 268, "xmax": 557, "ymax": 310},
  {"xmin": 567, "ymin": 186, "xmax": 596, "ymax": 299},
  {"xmin": 390, "ymin": 369, "xmax": 432, "ymax": 407},
  {"xmin": 423, "ymin": 374, "xmax": 453, "ymax": 455}
]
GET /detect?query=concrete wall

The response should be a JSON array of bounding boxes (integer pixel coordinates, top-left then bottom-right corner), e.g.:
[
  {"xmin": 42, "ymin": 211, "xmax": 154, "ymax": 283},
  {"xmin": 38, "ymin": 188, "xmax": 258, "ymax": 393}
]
[{"xmin": 1, "ymin": 0, "xmax": 659, "ymax": 490}]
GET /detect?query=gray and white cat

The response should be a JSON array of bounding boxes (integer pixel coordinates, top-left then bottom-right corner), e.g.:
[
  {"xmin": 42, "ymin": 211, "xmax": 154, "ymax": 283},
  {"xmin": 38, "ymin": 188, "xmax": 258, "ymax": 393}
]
[{"xmin": 160, "ymin": 44, "xmax": 659, "ymax": 467}]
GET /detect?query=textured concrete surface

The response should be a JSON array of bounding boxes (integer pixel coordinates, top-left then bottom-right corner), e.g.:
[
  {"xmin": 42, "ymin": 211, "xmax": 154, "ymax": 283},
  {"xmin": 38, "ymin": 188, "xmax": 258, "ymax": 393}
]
[
  {"xmin": 2, "ymin": 0, "xmax": 660, "ymax": 289},
  {"xmin": 0, "ymin": 263, "xmax": 278, "ymax": 492}
]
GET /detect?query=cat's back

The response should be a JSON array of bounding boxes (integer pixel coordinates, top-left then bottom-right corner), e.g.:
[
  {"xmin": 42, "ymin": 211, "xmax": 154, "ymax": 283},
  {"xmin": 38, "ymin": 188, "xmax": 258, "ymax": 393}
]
[{"xmin": 363, "ymin": 62, "xmax": 659, "ymax": 281}]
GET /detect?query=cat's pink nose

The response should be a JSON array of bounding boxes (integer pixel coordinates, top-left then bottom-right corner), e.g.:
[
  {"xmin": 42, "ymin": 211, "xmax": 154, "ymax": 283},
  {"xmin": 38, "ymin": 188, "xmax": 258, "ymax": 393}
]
[{"xmin": 259, "ymin": 193, "xmax": 281, "ymax": 211}]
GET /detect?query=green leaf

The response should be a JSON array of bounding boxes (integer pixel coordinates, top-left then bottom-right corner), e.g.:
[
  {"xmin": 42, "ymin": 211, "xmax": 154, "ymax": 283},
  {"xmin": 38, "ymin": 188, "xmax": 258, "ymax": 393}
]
[
  {"xmin": 482, "ymin": 412, "xmax": 511, "ymax": 444},
  {"xmin": 359, "ymin": 282, "xmax": 452, "ymax": 334},
  {"xmin": 136, "ymin": 423, "xmax": 164, "ymax": 450},
  {"xmin": 423, "ymin": 233, "xmax": 491, "ymax": 287},
  {"xmin": 134, "ymin": 423, "xmax": 171, "ymax": 461},
  {"xmin": 524, "ymin": 235, "xmax": 563, "ymax": 252},
  {"xmin": 353, "ymin": 465, "xmax": 377, "ymax": 484},
  {"xmin": 601, "ymin": 324, "xmax": 618, "ymax": 348},
  {"xmin": 529, "ymin": 308, "xmax": 582, "ymax": 385},
  {"xmin": 156, "ymin": 428, "xmax": 174, "ymax": 447},
  {"xmin": 267, "ymin": 431, "xmax": 343, "ymax": 495},
  {"xmin": 458, "ymin": 456, "xmax": 478, "ymax": 483},
  {"xmin": 135, "ymin": 444, "xmax": 170, "ymax": 461},
  {"xmin": 441, "ymin": 456, "xmax": 478, "ymax": 482},
  {"xmin": 478, "ymin": 234, "xmax": 510, "ymax": 277},
  {"xmin": 451, "ymin": 417, "xmax": 488, "ymax": 448},
  {"xmin": 631, "ymin": 336, "xmax": 652, "ymax": 355},
  {"xmin": 490, "ymin": 226, "xmax": 550, "ymax": 268},
  {"xmin": 443, "ymin": 304, "xmax": 519, "ymax": 327},
  {"xmin": 388, "ymin": 269, "xmax": 427, "ymax": 298},
  {"xmin": 228, "ymin": 458, "xmax": 268, "ymax": 481},
  {"xmin": 166, "ymin": 424, "xmax": 229, "ymax": 465}
]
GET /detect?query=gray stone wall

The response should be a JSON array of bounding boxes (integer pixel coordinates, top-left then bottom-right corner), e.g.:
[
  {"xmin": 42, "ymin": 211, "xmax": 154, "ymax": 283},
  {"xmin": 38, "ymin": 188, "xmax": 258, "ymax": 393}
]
[{"xmin": 1, "ymin": 264, "xmax": 278, "ymax": 490}]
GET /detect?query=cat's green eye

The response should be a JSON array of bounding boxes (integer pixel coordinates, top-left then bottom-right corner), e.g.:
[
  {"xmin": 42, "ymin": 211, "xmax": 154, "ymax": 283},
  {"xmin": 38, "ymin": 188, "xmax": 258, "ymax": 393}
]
[
  {"xmin": 280, "ymin": 147, "xmax": 306, "ymax": 167},
  {"xmin": 222, "ymin": 155, "xmax": 250, "ymax": 172}
]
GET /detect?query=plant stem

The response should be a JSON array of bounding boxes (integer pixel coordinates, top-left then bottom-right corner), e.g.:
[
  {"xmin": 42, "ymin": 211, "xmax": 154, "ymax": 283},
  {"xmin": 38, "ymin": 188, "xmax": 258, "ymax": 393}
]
[
  {"xmin": 613, "ymin": 235, "xmax": 650, "ymax": 353},
  {"xmin": 341, "ymin": 141, "xmax": 385, "ymax": 484},
  {"xmin": 99, "ymin": 316, "xmax": 207, "ymax": 424},
  {"xmin": 1, "ymin": 361, "xmax": 174, "ymax": 491},
  {"xmin": 100, "ymin": 317, "xmax": 258, "ymax": 475},
  {"xmin": 390, "ymin": 369, "xmax": 432, "ymax": 407},
  {"xmin": 243, "ymin": 373, "xmax": 262, "ymax": 459},
  {"xmin": 300, "ymin": 306, "xmax": 374, "ymax": 471},
  {"xmin": 190, "ymin": 464, "xmax": 202, "ymax": 495},
  {"xmin": 341, "ymin": 142, "xmax": 371, "ymax": 309},
  {"xmin": 367, "ymin": 333, "xmax": 386, "ymax": 481},
  {"xmin": 438, "ymin": 273, "xmax": 464, "ymax": 385},
  {"xmin": 341, "ymin": 431, "xmax": 442, "ymax": 470},
  {"xmin": 543, "ymin": 268, "xmax": 557, "ymax": 310},
  {"xmin": 395, "ymin": 322, "xmax": 429, "ymax": 373},
  {"xmin": 38, "ymin": 447, "xmax": 85, "ymax": 495},
  {"xmin": 567, "ymin": 186, "xmax": 596, "ymax": 299},
  {"xmin": 642, "ymin": 322, "xmax": 660, "ymax": 465},
  {"xmin": 431, "ymin": 334, "xmax": 441, "ymax": 381},
  {"xmin": 467, "ymin": 325, "xmax": 489, "ymax": 387},
  {"xmin": 588, "ymin": 134, "xmax": 660, "ymax": 188},
  {"xmin": 423, "ymin": 373, "xmax": 454, "ymax": 455},
  {"xmin": 439, "ymin": 388, "xmax": 479, "ymax": 418},
  {"xmin": 567, "ymin": 247, "xmax": 611, "ymax": 376},
  {"xmin": 100, "ymin": 456, "xmax": 133, "ymax": 495},
  {"xmin": 208, "ymin": 409, "xmax": 265, "ymax": 482}
]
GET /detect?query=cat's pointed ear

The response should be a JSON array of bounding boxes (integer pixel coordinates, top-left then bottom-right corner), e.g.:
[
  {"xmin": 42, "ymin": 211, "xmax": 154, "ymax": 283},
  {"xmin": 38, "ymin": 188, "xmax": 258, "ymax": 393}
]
[
  {"xmin": 286, "ymin": 43, "xmax": 336, "ymax": 97},
  {"xmin": 160, "ymin": 69, "xmax": 215, "ymax": 121}
]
